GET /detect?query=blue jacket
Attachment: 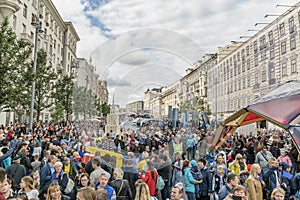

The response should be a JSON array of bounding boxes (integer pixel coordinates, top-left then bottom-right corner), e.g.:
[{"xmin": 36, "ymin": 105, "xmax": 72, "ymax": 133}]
[
  {"xmin": 262, "ymin": 166, "xmax": 278, "ymax": 192},
  {"xmin": 198, "ymin": 167, "xmax": 213, "ymax": 196},
  {"xmin": 104, "ymin": 184, "xmax": 116, "ymax": 200},
  {"xmin": 40, "ymin": 163, "xmax": 53, "ymax": 187},
  {"xmin": 218, "ymin": 184, "xmax": 232, "ymax": 200},
  {"xmin": 184, "ymin": 167, "xmax": 196, "ymax": 193}
]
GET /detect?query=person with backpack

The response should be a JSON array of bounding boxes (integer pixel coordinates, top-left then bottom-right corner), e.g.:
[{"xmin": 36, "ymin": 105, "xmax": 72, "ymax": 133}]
[
  {"xmin": 6, "ymin": 156, "xmax": 26, "ymax": 191},
  {"xmin": 110, "ymin": 168, "xmax": 132, "ymax": 200},
  {"xmin": 53, "ymin": 161, "xmax": 75, "ymax": 199},
  {"xmin": 157, "ymin": 152, "xmax": 172, "ymax": 200}
]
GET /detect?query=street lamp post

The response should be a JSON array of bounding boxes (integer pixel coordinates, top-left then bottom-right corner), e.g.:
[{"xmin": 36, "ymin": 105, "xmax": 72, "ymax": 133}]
[
  {"xmin": 29, "ymin": 15, "xmax": 43, "ymax": 130},
  {"xmin": 214, "ymin": 76, "xmax": 219, "ymax": 132},
  {"xmin": 84, "ymin": 75, "xmax": 89, "ymax": 121}
]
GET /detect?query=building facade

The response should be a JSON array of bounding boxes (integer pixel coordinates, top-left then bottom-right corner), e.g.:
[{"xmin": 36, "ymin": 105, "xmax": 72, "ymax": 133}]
[
  {"xmin": 144, "ymin": 88, "xmax": 162, "ymax": 111},
  {"xmin": 125, "ymin": 101, "xmax": 144, "ymax": 114},
  {"xmin": 207, "ymin": 2, "xmax": 300, "ymax": 124},
  {"xmin": 161, "ymin": 81, "xmax": 180, "ymax": 118},
  {"xmin": 0, "ymin": 0, "xmax": 85, "ymax": 124}
]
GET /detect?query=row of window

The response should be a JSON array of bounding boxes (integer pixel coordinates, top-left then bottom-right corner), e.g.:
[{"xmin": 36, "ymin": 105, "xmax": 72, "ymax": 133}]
[
  {"xmin": 220, "ymin": 59, "xmax": 297, "ymax": 94},
  {"xmin": 218, "ymin": 11, "xmax": 300, "ymax": 75}
]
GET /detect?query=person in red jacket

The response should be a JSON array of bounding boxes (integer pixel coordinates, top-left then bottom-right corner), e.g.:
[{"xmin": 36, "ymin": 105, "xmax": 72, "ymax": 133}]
[{"xmin": 139, "ymin": 160, "xmax": 157, "ymax": 197}]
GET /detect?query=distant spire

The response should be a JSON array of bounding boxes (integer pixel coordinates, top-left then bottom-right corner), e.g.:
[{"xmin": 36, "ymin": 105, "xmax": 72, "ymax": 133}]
[
  {"xmin": 112, "ymin": 93, "xmax": 115, "ymax": 105},
  {"xmin": 89, "ymin": 55, "xmax": 92, "ymax": 64}
]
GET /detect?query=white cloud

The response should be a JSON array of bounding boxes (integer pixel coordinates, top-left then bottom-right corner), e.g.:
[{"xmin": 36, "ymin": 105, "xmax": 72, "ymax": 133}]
[{"xmin": 52, "ymin": 0, "xmax": 300, "ymax": 106}]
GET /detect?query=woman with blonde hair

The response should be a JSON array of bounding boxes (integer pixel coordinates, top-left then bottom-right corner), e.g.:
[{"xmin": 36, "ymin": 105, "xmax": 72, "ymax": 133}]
[
  {"xmin": 46, "ymin": 184, "xmax": 69, "ymax": 200},
  {"xmin": 246, "ymin": 164, "xmax": 262, "ymax": 200},
  {"xmin": 77, "ymin": 187, "xmax": 96, "ymax": 200},
  {"xmin": 271, "ymin": 188, "xmax": 285, "ymax": 200},
  {"xmin": 135, "ymin": 182, "xmax": 153, "ymax": 200},
  {"xmin": 19, "ymin": 176, "xmax": 39, "ymax": 199},
  {"xmin": 230, "ymin": 154, "xmax": 247, "ymax": 175},
  {"xmin": 46, "ymin": 184, "xmax": 62, "ymax": 200}
]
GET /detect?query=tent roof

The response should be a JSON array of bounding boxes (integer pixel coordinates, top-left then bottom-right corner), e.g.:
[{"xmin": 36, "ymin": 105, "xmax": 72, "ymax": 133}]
[
  {"xmin": 213, "ymin": 81, "xmax": 300, "ymax": 148},
  {"xmin": 247, "ymin": 81, "xmax": 300, "ymax": 127},
  {"xmin": 250, "ymin": 81, "xmax": 300, "ymax": 105}
]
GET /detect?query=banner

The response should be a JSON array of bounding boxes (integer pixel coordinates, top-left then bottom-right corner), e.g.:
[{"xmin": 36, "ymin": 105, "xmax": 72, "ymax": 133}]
[{"xmin": 86, "ymin": 146, "xmax": 123, "ymax": 168}]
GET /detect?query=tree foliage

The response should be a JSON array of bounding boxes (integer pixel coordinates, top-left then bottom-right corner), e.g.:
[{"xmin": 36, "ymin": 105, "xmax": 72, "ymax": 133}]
[
  {"xmin": 52, "ymin": 75, "xmax": 74, "ymax": 121},
  {"xmin": 30, "ymin": 50, "xmax": 57, "ymax": 121},
  {"xmin": 50, "ymin": 103, "xmax": 64, "ymax": 123},
  {"xmin": 73, "ymin": 86, "xmax": 96, "ymax": 120},
  {"xmin": 0, "ymin": 18, "xmax": 32, "ymax": 111},
  {"xmin": 179, "ymin": 97, "xmax": 209, "ymax": 115}
]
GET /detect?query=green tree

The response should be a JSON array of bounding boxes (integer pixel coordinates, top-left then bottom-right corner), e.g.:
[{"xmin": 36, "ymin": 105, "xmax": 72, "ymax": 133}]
[
  {"xmin": 30, "ymin": 49, "xmax": 57, "ymax": 121},
  {"xmin": 73, "ymin": 86, "xmax": 85, "ymax": 119},
  {"xmin": 85, "ymin": 89, "xmax": 96, "ymax": 118},
  {"xmin": 0, "ymin": 18, "xmax": 32, "ymax": 111},
  {"xmin": 101, "ymin": 102, "xmax": 110, "ymax": 117},
  {"xmin": 50, "ymin": 103, "xmax": 64, "ymax": 123},
  {"xmin": 179, "ymin": 97, "xmax": 210, "ymax": 115},
  {"xmin": 52, "ymin": 75, "xmax": 74, "ymax": 121}
]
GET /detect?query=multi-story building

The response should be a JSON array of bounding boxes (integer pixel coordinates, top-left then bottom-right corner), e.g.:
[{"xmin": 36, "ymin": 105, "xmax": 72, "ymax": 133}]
[
  {"xmin": 1, "ymin": 0, "xmax": 80, "ymax": 75},
  {"xmin": 207, "ymin": 2, "xmax": 300, "ymax": 126},
  {"xmin": 149, "ymin": 96, "xmax": 162, "ymax": 118},
  {"xmin": 126, "ymin": 101, "xmax": 144, "ymax": 114},
  {"xmin": 178, "ymin": 67, "xmax": 200, "ymax": 103},
  {"xmin": 144, "ymin": 88, "xmax": 162, "ymax": 111},
  {"xmin": 161, "ymin": 81, "xmax": 180, "ymax": 118},
  {"xmin": 0, "ymin": 0, "xmax": 81, "ymax": 123},
  {"xmin": 73, "ymin": 57, "xmax": 109, "ymax": 118},
  {"xmin": 75, "ymin": 58, "xmax": 97, "ymax": 91}
]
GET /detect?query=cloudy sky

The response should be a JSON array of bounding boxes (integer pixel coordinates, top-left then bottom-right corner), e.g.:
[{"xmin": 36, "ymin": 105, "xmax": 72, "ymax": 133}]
[{"xmin": 52, "ymin": 0, "xmax": 299, "ymax": 107}]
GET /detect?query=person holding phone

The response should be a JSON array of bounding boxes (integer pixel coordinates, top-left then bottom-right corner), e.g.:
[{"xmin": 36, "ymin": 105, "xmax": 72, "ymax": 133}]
[{"xmin": 224, "ymin": 185, "xmax": 248, "ymax": 200}]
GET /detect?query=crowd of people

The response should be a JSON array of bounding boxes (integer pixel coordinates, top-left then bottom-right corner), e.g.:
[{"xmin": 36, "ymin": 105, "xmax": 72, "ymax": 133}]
[{"xmin": 0, "ymin": 120, "xmax": 299, "ymax": 200}]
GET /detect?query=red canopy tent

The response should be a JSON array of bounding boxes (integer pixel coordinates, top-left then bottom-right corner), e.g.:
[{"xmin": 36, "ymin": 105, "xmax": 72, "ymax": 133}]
[{"xmin": 212, "ymin": 81, "xmax": 300, "ymax": 149}]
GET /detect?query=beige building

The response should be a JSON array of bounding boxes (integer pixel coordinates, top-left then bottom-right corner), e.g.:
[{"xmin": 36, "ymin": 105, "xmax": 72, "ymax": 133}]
[
  {"xmin": 207, "ymin": 2, "xmax": 300, "ymax": 124},
  {"xmin": 74, "ymin": 58, "xmax": 108, "ymax": 108},
  {"xmin": 149, "ymin": 96, "xmax": 162, "ymax": 118},
  {"xmin": 126, "ymin": 101, "xmax": 144, "ymax": 114},
  {"xmin": 161, "ymin": 81, "xmax": 180, "ymax": 118},
  {"xmin": 0, "ymin": 0, "xmax": 80, "ymax": 75},
  {"xmin": 144, "ymin": 88, "xmax": 162, "ymax": 110}
]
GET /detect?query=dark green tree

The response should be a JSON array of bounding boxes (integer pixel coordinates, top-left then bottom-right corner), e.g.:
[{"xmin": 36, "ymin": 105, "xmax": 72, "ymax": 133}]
[
  {"xmin": 30, "ymin": 49, "xmax": 57, "ymax": 121},
  {"xmin": 101, "ymin": 102, "xmax": 110, "ymax": 117},
  {"xmin": 52, "ymin": 75, "xmax": 74, "ymax": 121},
  {"xmin": 0, "ymin": 18, "xmax": 32, "ymax": 111}
]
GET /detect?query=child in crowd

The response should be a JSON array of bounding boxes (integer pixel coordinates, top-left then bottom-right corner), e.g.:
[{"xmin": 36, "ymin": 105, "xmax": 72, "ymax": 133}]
[{"xmin": 212, "ymin": 165, "xmax": 227, "ymax": 200}]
